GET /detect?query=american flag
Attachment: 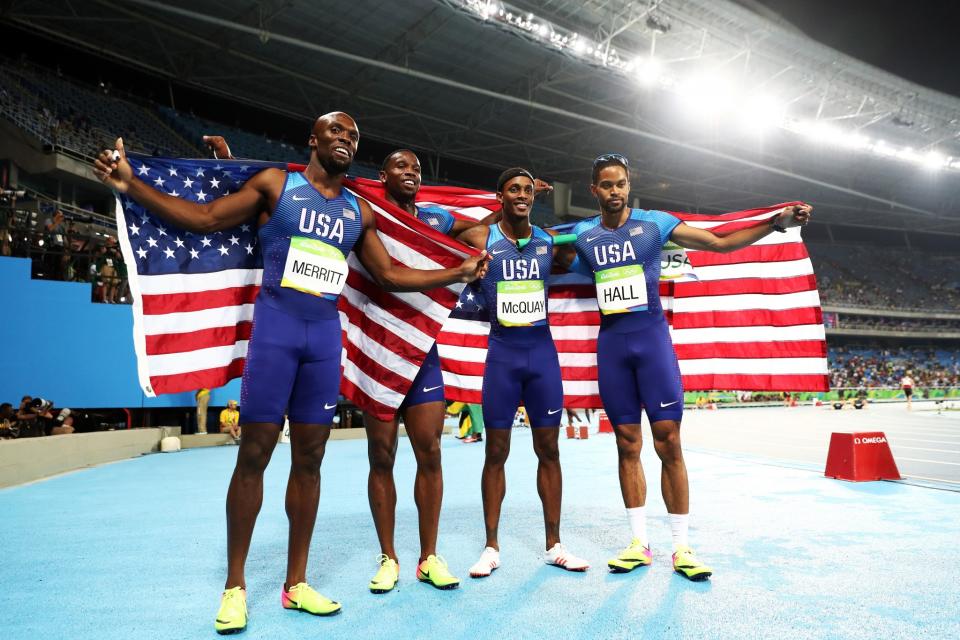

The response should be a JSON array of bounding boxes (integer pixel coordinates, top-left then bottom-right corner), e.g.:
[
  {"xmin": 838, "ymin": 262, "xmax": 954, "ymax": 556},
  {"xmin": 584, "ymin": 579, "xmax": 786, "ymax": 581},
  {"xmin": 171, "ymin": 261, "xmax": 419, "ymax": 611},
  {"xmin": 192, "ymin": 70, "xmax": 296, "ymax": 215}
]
[
  {"xmin": 115, "ymin": 156, "xmax": 477, "ymax": 420},
  {"xmin": 432, "ymin": 202, "xmax": 829, "ymax": 406}
]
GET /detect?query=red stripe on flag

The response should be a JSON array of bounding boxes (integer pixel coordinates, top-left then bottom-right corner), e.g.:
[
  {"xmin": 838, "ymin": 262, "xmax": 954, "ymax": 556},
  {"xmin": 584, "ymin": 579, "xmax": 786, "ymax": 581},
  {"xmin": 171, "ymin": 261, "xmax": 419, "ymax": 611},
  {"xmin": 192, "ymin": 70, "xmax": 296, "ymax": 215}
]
[
  {"xmin": 549, "ymin": 311, "xmax": 602, "ymax": 326},
  {"xmin": 340, "ymin": 377, "xmax": 398, "ymax": 421},
  {"xmin": 686, "ymin": 243, "xmax": 809, "ymax": 267},
  {"xmin": 437, "ymin": 332, "xmax": 489, "ymax": 349},
  {"xmin": 343, "ymin": 340, "xmax": 416, "ymax": 395},
  {"xmin": 681, "ymin": 373, "xmax": 829, "ymax": 392},
  {"xmin": 146, "ymin": 322, "xmax": 253, "ymax": 355},
  {"xmin": 439, "ymin": 357, "xmax": 485, "ymax": 377},
  {"xmin": 674, "ymin": 340, "xmax": 827, "ymax": 359},
  {"xmin": 671, "ymin": 307, "xmax": 823, "ymax": 329},
  {"xmin": 675, "ymin": 275, "xmax": 818, "ymax": 297},
  {"xmin": 345, "ymin": 272, "xmax": 442, "ymax": 337},
  {"xmin": 141, "ymin": 286, "xmax": 260, "ymax": 315},
  {"xmin": 149, "ymin": 358, "xmax": 247, "ymax": 395}
]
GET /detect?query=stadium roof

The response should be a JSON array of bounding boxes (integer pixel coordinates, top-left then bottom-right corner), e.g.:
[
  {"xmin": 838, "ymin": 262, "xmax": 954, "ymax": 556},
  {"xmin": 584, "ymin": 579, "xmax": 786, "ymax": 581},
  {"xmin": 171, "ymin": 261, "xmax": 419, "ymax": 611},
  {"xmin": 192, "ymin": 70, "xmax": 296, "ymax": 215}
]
[{"xmin": 7, "ymin": 0, "xmax": 960, "ymax": 234}]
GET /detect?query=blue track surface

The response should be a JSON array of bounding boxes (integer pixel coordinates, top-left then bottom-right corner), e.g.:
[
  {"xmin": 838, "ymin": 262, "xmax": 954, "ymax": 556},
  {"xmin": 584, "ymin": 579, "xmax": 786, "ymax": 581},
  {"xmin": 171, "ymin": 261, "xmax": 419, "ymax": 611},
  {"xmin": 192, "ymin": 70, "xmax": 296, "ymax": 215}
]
[{"xmin": 3, "ymin": 429, "xmax": 959, "ymax": 639}]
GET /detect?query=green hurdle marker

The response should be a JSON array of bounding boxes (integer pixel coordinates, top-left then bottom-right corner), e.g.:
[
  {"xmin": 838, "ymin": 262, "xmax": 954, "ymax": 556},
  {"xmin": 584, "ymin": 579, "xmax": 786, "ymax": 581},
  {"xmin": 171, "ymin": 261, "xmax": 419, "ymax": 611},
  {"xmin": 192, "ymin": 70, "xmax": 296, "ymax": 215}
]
[{"xmin": 517, "ymin": 233, "xmax": 577, "ymax": 249}]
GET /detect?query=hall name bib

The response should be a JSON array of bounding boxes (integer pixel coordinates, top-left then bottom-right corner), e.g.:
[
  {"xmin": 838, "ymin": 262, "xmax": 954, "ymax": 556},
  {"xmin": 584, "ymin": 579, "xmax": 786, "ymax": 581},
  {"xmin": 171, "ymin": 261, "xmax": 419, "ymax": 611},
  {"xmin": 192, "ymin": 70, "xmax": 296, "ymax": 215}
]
[
  {"xmin": 497, "ymin": 280, "xmax": 547, "ymax": 326},
  {"xmin": 280, "ymin": 236, "xmax": 348, "ymax": 298},
  {"xmin": 595, "ymin": 264, "xmax": 647, "ymax": 314}
]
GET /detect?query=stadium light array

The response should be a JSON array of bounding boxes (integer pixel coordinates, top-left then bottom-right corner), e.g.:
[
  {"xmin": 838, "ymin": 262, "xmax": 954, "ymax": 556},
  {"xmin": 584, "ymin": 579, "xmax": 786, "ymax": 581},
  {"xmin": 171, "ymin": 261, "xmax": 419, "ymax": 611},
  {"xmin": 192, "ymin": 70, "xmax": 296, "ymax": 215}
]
[{"xmin": 453, "ymin": 0, "xmax": 959, "ymax": 174}]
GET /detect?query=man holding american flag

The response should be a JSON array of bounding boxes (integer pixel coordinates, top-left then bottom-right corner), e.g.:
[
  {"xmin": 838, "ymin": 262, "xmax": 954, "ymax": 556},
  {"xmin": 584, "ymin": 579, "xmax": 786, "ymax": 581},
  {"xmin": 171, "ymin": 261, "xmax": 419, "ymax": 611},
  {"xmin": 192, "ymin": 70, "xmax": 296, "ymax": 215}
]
[
  {"xmin": 562, "ymin": 153, "xmax": 812, "ymax": 582},
  {"xmin": 93, "ymin": 112, "xmax": 489, "ymax": 636}
]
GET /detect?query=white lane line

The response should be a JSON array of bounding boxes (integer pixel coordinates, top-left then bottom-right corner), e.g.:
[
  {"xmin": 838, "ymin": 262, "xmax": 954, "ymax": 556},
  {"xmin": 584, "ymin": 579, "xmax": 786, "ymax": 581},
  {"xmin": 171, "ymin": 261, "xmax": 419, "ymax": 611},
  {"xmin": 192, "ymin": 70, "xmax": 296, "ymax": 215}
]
[
  {"xmin": 896, "ymin": 457, "xmax": 960, "ymax": 466},
  {"xmin": 890, "ymin": 445, "xmax": 960, "ymax": 454}
]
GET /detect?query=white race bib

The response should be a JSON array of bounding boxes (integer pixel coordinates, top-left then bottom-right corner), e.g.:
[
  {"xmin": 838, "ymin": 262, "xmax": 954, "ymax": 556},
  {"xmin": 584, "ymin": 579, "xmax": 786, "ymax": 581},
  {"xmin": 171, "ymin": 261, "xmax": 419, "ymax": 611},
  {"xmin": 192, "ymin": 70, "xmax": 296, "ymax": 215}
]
[
  {"xmin": 595, "ymin": 264, "xmax": 647, "ymax": 315},
  {"xmin": 497, "ymin": 280, "xmax": 547, "ymax": 326},
  {"xmin": 659, "ymin": 242, "xmax": 698, "ymax": 282},
  {"xmin": 280, "ymin": 236, "xmax": 348, "ymax": 298}
]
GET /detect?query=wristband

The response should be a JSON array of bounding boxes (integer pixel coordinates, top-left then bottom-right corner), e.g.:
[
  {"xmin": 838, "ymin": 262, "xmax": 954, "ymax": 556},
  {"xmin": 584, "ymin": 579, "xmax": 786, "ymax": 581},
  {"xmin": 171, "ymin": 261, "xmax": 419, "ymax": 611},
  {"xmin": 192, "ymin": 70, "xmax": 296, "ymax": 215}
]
[{"xmin": 517, "ymin": 233, "xmax": 577, "ymax": 249}]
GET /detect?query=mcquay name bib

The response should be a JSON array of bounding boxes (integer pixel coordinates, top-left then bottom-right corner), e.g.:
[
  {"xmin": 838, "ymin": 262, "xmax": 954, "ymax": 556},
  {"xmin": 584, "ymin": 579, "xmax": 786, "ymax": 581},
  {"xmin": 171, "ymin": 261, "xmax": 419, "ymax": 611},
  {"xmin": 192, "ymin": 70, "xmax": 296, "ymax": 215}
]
[
  {"xmin": 595, "ymin": 264, "xmax": 647, "ymax": 315},
  {"xmin": 280, "ymin": 236, "xmax": 349, "ymax": 298},
  {"xmin": 497, "ymin": 280, "xmax": 547, "ymax": 326}
]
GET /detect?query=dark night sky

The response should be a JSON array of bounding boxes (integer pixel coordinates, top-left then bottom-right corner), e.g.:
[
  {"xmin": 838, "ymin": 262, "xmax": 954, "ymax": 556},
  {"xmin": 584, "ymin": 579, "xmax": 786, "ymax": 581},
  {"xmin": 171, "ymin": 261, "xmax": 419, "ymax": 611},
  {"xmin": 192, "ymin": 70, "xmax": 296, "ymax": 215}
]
[{"xmin": 749, "ymin": 0, "xmax": 960, "ymax": 98}]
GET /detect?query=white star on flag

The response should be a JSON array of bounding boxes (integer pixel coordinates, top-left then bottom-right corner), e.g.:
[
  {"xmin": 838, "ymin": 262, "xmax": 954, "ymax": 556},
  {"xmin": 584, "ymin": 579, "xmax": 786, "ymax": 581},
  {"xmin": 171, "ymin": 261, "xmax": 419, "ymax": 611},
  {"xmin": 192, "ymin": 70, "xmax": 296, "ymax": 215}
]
[
  {"xmin": 129, "ymin": 223, "xmax": 140, "ymax": 236},
  {"xmin": 136, "ymin": 247, "xmax": 148, "ymax": 259},
  {"xmin": 183, "ymin": 177, "xmax": 194, "ymax": 189},
  {"xmin": 174, "ymin": 237, "xmax": 185, "ymax": 248},
  {"xmin": 189, "ymin": 248, "xmax": 200, "ymax": 259},
  {"xmin": 163, "ymin": 247, "xmax": 175, "ymax": 259},
  {"xmin": 196, "ymin": 168, "xmax": 205, "ymax": 177},
  {"xmin": 229, "ymin": 235, "xmax": 240, "ymax": 245},
  {"xmin": 466, "ymin": 292, "xmax": 475, "ymax": 301},
  {"xmin": 146, "ymin": 237, "xmax": 158, "ymax": 248},
  {"xmin": 168, "ymin": 167, "xmax": 178, "ymax": 176},
  {"xmin": 153, "ymin": 176, "xmax": 164, "ymax": 187},
  {"xmin": 218, "ymin": 245, "xmax": 230, "ymax": 256},
  {"xmin": 138, "ymin": 165, "xmax": 150, "ymax": 176},
  {"xmin": 196, "ymin": 190, "xmax": 207, "ymax": 202},
  {"xmin": 210, "ymin": 177, "xmax": 220, "ymax": 189},
  {"xmin": 245, "ymin": 243, "xmax": 254, "ymax": 255},
  {"xmin": 241, "ymin": 224, "xmax": 251, "ymax": 232},
  {"xmin": 157, "ymin": 226, "xmax": 168, "ymax": 236},
  {"xmin": 201, "ymin": 236, "xmax": 212, "ymax": 247},
  {"xmin": 167, "ymin": 190, "xmax": 179, "ymax": 197}
]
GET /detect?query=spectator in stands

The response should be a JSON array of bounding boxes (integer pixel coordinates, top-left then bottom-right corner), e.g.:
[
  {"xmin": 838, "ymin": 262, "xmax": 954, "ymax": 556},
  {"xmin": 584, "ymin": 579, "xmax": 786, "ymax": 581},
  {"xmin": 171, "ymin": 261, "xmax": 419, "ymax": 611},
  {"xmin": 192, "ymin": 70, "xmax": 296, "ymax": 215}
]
[
  {"xmin": 0, "ymin": 402, "xmax": 15, "ymax": 438},
  {"xmin": 219, "ymin": 400, "xmax": 241, "ymax": 443},
  {"xmin": 94, "ymin": 237, "xmax": 123, "ymax": 303},
  {"xmin": 50, "ymin": 413, "xmax": 75, "ymax": 435},
  {"xmin": 195, "ymin": 388, "xmax": 210, "ymax": 434}
]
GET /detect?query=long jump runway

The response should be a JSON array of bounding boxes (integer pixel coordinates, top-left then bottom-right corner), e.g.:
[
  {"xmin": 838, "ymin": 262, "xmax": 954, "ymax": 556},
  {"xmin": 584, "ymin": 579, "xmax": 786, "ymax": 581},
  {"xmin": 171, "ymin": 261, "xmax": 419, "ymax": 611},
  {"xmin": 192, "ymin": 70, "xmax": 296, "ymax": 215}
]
[{"xmin": 3, "ymin": 406, "xmax": 959, "ymax": 639}]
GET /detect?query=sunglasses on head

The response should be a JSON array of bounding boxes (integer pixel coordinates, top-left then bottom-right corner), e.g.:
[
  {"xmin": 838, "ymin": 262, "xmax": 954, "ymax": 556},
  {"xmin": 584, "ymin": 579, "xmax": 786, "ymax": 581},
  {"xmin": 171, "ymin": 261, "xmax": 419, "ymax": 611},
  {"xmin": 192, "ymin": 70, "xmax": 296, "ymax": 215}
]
[{"xmin": 593, "ymin": 153, "xmax": 630, "ymax": 168}]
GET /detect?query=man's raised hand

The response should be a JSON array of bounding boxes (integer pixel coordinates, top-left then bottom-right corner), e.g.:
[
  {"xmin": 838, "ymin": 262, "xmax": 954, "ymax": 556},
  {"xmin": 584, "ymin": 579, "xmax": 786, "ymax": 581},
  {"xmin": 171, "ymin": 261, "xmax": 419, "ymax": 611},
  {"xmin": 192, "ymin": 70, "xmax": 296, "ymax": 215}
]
[{"xmin": 92, "ymin": 137, "xmax": 133, "ymax": 193}]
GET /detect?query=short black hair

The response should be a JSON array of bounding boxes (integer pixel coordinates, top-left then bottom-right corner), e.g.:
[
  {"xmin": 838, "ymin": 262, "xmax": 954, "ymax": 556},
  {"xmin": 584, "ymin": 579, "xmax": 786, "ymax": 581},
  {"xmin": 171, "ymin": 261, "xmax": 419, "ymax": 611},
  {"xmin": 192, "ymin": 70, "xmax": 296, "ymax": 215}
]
[
  {"xmin": 591, "ymin": 153, "xmax": 630, "ymax": 184},
  {"xmin": 381, "ymin": 149, "xmax": 418, "ymax": 171},
  {"xmin": 496, "ymin": 167, "xmax": 535, "ymax": 193},
  {"xmin": 0, "ymin": 402, "xmax": 11, "ymax": 412}
]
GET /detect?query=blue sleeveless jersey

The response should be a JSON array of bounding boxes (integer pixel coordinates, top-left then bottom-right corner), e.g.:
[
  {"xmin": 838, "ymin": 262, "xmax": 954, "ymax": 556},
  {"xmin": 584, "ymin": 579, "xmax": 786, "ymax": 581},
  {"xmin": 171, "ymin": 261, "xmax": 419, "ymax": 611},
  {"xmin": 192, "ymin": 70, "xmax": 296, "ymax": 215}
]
[
  {"xmin": 416, "ymin": 204, "xmax": 455, "ymax": 235},
  {"xmin": 257, "ymin": 172, "xmax": 364, "ymax": 320},
  {"xmin": 570, "ymin": 208, "xmax": 680, "ymax": 331},
  {"xmin": 478, "ymin": 224, "xmax": 554, "ymax": 339}
]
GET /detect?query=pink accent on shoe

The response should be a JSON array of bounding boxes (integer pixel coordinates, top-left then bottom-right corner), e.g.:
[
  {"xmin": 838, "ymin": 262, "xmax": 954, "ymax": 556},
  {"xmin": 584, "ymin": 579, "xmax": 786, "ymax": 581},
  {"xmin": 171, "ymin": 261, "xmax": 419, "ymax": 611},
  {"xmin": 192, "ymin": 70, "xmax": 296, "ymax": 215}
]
[{"xmin": 281, "ymin": 587, "xmax": 296, "ymax": 609}]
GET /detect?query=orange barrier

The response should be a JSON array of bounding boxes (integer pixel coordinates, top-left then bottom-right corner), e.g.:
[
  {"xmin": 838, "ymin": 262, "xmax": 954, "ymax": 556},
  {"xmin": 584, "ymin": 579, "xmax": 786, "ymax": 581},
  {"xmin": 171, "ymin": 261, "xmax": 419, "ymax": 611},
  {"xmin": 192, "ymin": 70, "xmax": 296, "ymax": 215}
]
[{"xmin": 598, "ymin": 411, "xmax": 613, "ymax": 433}]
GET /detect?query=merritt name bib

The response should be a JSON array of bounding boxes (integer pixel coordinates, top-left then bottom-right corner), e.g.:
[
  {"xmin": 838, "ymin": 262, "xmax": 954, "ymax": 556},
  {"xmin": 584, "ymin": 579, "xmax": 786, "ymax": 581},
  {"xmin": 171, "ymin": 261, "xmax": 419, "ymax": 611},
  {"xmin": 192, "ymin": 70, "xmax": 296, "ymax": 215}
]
[
  {"xmin": 280, "ymin": 236, "xmax": 349, "ymax": 298},
  {"xmin": 595, "ymin": 264, "xmax": 647, "ymax": 315},
  {"xmin": 496, "ymin": 280, "xmax": 547, "ymax": 326}
]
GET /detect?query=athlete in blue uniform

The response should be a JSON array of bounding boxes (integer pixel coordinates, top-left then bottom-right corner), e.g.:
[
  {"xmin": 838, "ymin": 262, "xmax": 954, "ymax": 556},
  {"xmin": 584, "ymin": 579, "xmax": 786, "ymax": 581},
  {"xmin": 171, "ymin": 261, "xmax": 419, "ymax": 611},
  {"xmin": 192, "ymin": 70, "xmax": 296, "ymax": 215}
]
[
  {"xmin": 364, "ymin": 149, "xmax": 504, "ymax": 593},
  {"xmin": 564, "ymin": 153, "xmax": 812, "ymax": 581},
  {"xmin": 93, "ymin": 113, "xmax": 489, "ymax": 633},
  {"xmin": 457, "ymin": 168, "xmax": 589, "ymax": 578}
]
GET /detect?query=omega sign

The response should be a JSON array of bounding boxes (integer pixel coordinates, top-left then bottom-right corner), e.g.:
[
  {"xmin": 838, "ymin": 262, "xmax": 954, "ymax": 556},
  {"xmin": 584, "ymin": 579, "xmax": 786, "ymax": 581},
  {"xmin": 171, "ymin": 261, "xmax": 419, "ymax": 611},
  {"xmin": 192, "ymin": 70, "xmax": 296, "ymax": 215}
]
[{"xmin": 854, "ymin": 436, "xmax": 887, "ymax": 445}]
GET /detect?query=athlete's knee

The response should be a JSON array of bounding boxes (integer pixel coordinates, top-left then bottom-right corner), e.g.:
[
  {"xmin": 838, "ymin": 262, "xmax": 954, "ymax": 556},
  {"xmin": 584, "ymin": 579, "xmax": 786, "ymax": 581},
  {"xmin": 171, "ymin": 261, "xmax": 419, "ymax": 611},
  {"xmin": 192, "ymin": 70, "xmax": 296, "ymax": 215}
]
[
  {"xmin": 652, "ymin": 424, "xmax": 683, "ymax": 463},
  {"xmin": 412, "ymin": 438, "xmax": 442, "ymax": 473},
  {"xmin": 368, "ymin": 439, "xmax": 397, "ymax": 474},
  {"xmin": 533, "ymin": 436, "xmax": 560, "ymax": 463},
  {"xmin": 235, "ymin": 441, "xmax": 273, "ymax": 476},
  {"xmin": 484, "ymin": 439, "xmax": 510, "ymax": 466},
  {"xmin": 291, "ymin": 440, "xmax": 326, "ymax": 476},
  {"xmin": 615, "ymin": 431, "xmax": 642, "ymax": 460}
]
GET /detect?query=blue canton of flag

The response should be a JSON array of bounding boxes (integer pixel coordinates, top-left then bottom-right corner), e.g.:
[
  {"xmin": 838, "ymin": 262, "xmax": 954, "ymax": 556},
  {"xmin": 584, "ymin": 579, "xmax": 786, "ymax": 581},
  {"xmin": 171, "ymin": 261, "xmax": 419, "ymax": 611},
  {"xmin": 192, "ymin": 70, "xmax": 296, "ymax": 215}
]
[{"xmin": 118, "ymin": 155, "xmax": 287, "ymax": 276}]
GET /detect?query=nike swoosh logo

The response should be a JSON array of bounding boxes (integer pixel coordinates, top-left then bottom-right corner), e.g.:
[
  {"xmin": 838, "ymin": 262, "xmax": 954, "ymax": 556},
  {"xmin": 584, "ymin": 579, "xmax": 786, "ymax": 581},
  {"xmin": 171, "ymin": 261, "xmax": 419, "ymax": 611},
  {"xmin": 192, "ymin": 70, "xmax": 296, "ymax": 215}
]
[
  {"xmin": 422, "ymin": 385, "xmax": 443, "ymax": 393},
  {"xmin": 585, "ymin": 234, "xmax": 602, "ymax": 242},
  {"xmin": 491, "ymin": 248, "xmax": 509, "ymax": 255},
  {"xmin": 660, "ymin": 401, "xmax": 679, "ymax": 408},
  {"xmin": 547, "ymin": 409, "xmax": 562, "ymax": 415},
  {"xmin": 324, "ymin": 403, "xmax": 337, "ymax": 409},
  {"xmin": 292, "ymin": 195, "xmax": 310, "ymax": 201}
]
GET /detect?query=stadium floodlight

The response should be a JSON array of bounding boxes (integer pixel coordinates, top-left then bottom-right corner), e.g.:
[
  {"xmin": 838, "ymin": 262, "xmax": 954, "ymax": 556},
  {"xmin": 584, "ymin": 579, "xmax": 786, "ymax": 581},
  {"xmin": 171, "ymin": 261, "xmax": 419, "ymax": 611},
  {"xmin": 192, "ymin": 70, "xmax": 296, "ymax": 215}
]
[
  {"xmin": 738, "ymin": 94, "xmax": 785, "ymax": 132},
  {"xmin": 677, "ymin": 71, "xmax": 738, "ymax": 119},
  {"xmin": 921, "ymin": 151, "xmax": 947, "ymax": 170},
  {"xmin": 631, "ymin": 57, "xmax": 663, "ymax": 87}
]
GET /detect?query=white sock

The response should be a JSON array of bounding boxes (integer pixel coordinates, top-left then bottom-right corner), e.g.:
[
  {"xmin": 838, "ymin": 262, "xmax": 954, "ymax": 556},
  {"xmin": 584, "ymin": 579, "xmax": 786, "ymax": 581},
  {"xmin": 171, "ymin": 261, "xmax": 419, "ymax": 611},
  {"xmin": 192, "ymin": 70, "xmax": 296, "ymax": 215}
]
[
  {"xmin": 669, "ymin": 513, "xmax": 689, "ymax": 550},
  {"xmin": 625, "ymin": 506, "xmax": 647, "ymax": 543}
]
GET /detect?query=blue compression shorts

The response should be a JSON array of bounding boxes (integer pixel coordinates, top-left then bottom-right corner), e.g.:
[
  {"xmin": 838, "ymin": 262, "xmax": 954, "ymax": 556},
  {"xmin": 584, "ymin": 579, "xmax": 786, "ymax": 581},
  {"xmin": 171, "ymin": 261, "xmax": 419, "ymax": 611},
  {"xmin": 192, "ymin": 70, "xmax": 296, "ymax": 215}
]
[
  {"xmin": 240, "ymin": 301, "xmax": 342, "ymax": 425},
  {"xmin": 596, "ymin": 315, "xmax": 684, "ymax": 425},
  {"xmin": 398, "ymin": 344, "xmax": 445, "ymax": 410},
  {"xmin": 481, "ymin": 327, "xmax": 563, "ymax": 429}
]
